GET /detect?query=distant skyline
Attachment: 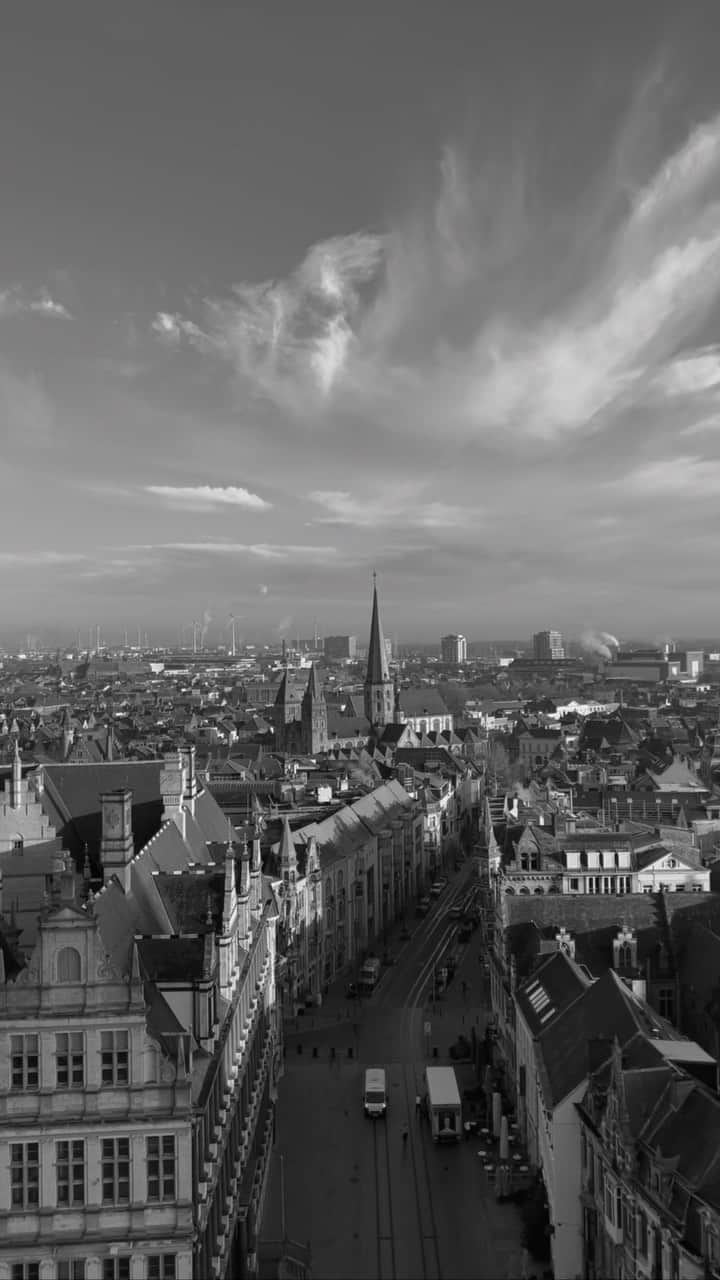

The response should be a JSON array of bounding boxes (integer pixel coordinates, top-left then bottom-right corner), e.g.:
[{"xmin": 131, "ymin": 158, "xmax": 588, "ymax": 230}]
[{"xmin": 3, "ymin": 3, "xmax": 720, "ymax": 639}]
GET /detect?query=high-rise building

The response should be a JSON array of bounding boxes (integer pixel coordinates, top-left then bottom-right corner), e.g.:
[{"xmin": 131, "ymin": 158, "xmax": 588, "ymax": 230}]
[
  {"xmin": 323, "ymin": 634, "xmax": 357, "ymax": 661},
  {"xmin": 440, "ymin": 634, "xmax": 467, "ymax": 664},
  {"xmin": 533, "ymin": 630, "xmax": 565, "ymax": 660}
]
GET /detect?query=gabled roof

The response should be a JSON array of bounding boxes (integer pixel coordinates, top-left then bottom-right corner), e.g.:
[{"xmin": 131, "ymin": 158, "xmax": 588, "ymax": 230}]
[
  {"xmin": 536, "ymin": 969, "xmax": 662, "ymax": 1108},
  {"xmin": 515, "ymin": 949, "xmax": 591, "ymax": 1036}
]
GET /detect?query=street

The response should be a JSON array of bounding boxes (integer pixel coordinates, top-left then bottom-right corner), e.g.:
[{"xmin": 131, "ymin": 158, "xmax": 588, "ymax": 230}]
[{"xmin": 261, "ymin": 868, "xmax": 527, "ymax": 1279}]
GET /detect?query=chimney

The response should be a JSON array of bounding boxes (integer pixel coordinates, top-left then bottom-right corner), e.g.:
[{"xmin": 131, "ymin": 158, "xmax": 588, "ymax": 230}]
[
  {"xmin": 250, "ymin": 820, "xmax": 262, "ymax": 915},
  {"xmin": 180, "ymin": 745, "xmax": 198, "ymax": 817},
  {"xmin": 100, "ymin": 789, "xmax": 134, "ymax": 893},
  {"xmin": 237, "ymin": 842, "xmax": 251, "ymax": 942},
  {"xmin": 10, "ymin": 740, "xmax": 23, "ymax": 808},
  {"xmin": 160, "ymin": 752, "xmax": 187, "ymax": 838}
]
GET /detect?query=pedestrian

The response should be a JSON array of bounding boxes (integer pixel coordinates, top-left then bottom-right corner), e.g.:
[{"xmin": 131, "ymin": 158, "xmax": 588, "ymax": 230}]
[
  {"xmin": 415, "ymin": 1093, "xmax": 421, "ymax": 1116},
  {"xmin": 402, "ymin": 1128, "xmax": 408, "ymax": 1148}
]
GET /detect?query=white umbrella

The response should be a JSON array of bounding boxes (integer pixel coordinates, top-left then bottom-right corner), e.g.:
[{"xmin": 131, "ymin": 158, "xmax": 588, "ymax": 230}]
[
  {"xmin": 499, "ymin": 1114, "xmax": 509, "ymax": 1161},
  {"xmin": 492, "ymin": 1091, "xmax": 503, "ymax": 1139}
]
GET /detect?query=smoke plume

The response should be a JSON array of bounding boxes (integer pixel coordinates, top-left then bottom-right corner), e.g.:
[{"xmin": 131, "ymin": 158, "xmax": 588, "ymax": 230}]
[{"xmin": 580, "ymin": 629, "xmax": 621, "ymax": 660}]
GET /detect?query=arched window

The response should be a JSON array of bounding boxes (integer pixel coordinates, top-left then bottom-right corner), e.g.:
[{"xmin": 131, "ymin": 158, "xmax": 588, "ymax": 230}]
[
  {"xmin": 534, "ymin": 886, "xmax": 544, "ymax": 895},
  {"xmin": 519, "ymin": 886, "xmax": 530, "ymax": 895},
  {"xmin": 11, "ymin": 835, "xmax": 23, "ymax": 853},
  {"xmin": 57, "ymin": 946, "xmax": 81, "ymax": 982}
]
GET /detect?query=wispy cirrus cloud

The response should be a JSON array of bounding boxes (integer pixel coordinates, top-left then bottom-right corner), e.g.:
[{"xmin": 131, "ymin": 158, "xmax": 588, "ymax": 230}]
[
  {"xmin": 151, "ymin": 231, "xmax": 384, "ymax": 404},
  {"xmin": 308, "ymin": 487, "xmax": 474, "ymax": 529},
  {"xmin": 152, "ymin": 101, "xmax": 720, "ymax": 453},
  {"xmin": 0, "ymin": 286, "xmax": 70, "ymax": 320},
  {"xmin": 145, "ymin": 484, "xmax": 271, "ymax": 511},
  {"xmin": 119, "ymin": 541, "xmax": 338, "ymax": 564},
  {"xmin": 618, "ymin": 454, "xmax": 720, "ymax": 497}
]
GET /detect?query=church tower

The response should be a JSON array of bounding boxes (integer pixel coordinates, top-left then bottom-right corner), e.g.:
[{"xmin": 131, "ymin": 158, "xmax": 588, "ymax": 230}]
[
  {"xmin": 364, "ymin": 575, "xmax": 395, "ymax": 729},
  {"xmin": 301, "ymin": 663, "xmax": 327, "ymax": 754}
]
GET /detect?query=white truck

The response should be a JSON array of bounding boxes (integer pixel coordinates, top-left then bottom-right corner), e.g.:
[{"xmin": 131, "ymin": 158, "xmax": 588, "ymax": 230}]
[
  {"xmin": 358, "ymin": 956, "xmax": 381, "ymax": 994},
  {"xmin": 424, "ymin": 1066, "xmax": 462, "ymax": 1142},
  {"xmin": 363, "ymin": 1068, "xmax": 387, "ymax": 1118}
]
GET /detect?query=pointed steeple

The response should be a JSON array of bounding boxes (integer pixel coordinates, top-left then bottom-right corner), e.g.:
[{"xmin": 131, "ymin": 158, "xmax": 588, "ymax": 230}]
[
  {"xmin": 364, "ymin": 573, "xmax": 395, "ymax": 730},
  {"xmin": 366, "ymin": 572, "xmax": 389, "ymax": 685},
  {"xmin": 301, "ymin": 662, "xmax": 327, "ymax": 753}
]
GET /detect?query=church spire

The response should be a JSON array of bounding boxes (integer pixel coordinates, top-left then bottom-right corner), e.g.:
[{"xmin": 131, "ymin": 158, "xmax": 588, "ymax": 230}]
[
  {"xmin": 364, "ymin": 573, "xmax": 394, "ymax": 730},
  {"xmin": 366, "ymin": 571, "xmax": 390, "ymax": 684}
]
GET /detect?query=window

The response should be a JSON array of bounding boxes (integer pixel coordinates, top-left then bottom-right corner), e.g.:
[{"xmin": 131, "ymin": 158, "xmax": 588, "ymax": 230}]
[
  {"xmin": 146, "ymin": 1135, "xmax": 176, "ymax": 1202},
  {"xmin": 147, "ymin": 1257, "xmax": 176, "ymax": 1280},
  {"xmin": 637, "ymin": 1210, "xmax": 648, "ymax": 1258},
  {"xmin": 101, "ymin": 1138, "xmax": 130, "ymax": 1205},
  {"xmin": 658, "ymin": 988, "xmax": 675, "ymax": 1021},
  {"xmin": 101, "ymin": 1030, "xmax": 129, "ymax": 1085},
  {"xmin": 569, "ymin": 877, "xmax": 579, "ymax": 891},
  {"xmin": 11, "ymin": 1034, "xmax": 39, "ymax": 1090},
  {"xmin": 11, "ymin": 836, "xmax": 23, "ymax": 852},
  {"xmin": 56, "ymin": 1033, "xmax": 84, "ymax": 1087},
  {"xmin": 11, "ymin": 1266, "xmax": 40, "ymax": 1280},
  {"xmin": 57, "ymin": 947, "xmax": 81, "ymax": 983},
  {"xmin": 58, "ymin": 1264, "xmax": 86, "ymax": 1280},
  {"xmin": 10, "ymin": 1142, "xmax": 40, "ymax": 1209},
  {"xmin": 56, "ymin": 1140, "xmax": 85, "ymax": 1206},
  {"xmin": 103, "ymin": 1262, "xmax": 131, "ymax": 1280}
]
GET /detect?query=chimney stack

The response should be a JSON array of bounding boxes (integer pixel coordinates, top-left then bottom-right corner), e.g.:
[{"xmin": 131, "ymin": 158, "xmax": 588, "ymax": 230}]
[
  {"xmin": 237, "ymin": 842, "xmax": 251, "ymax": 943},
  {"xmin": 100, "ymin": 789, "xmax": 134, "ymax": 893},
  {"xmin": 160, "ymin": 752, "xmax": 187, "ymax": 838},
  {"xmin": 180, "ymin": 745, "xmax": 198, "ymax": 817}
]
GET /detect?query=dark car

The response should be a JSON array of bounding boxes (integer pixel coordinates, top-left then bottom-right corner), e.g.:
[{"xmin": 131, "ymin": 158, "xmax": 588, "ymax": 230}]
[{"xmin": 399, "ymin": 925, "xmax": 413, "ymax": 941}]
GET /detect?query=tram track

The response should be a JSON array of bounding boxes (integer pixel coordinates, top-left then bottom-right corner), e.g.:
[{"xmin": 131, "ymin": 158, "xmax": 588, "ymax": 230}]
[{"xmin": 373, "ymin": 1114, "xmax": 397, "ymax": 1280}]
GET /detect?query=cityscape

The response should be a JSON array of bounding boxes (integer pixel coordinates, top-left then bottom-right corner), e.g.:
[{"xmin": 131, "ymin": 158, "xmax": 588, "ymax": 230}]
[{"xmin": 3, "ymin": 5, "xmax": 720, "ymax": 1280}]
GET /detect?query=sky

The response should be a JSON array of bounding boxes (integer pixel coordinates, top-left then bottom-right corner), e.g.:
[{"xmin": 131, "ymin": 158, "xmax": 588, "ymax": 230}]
[{"xmin": 2, "ymin": 2, "xmax": 720, "ymax": 648}]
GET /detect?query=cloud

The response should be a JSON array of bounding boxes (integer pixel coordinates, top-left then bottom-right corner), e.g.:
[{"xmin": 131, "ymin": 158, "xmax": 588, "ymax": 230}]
[
  {"xmin": 153, "ymin": 102, "xmax": 720, "ymax": 452},
  {"xmin": 0, "ymin": 286, "xmax": 71, "ymax": 320},
  {"xmin": 619, "ymin": 454, "xmax": 720, "ymax": 497},
  {"xmin": 151, "ymin": 311, "xmax": 212, "ymax": 347},
  {"xmin": 0, "ymin": 550, "xmax": 87, "ymax": 567},
  {"xmin": 308, "ymin": 487, "xmax": 473, "ymax": 529},
  {"xmin": 121, "ymin": 541, "xmax": 339, "ymax": 564},
  {"xmin": 654, "ymin": 346, "xmax": 720, "ymax": 396},
  {"xmin": 145, "ymin": 484, "xmax": 271, "ymax": 511},
  {"xmin": 151, "ymin": 231, "xmax": 384, "ymax": 403}
]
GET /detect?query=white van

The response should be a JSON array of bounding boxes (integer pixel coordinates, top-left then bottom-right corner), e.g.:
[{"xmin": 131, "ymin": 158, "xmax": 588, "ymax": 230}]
[{"xmin": 363, "ymin": 1067, "xmax": 387, "ymax": 1118}]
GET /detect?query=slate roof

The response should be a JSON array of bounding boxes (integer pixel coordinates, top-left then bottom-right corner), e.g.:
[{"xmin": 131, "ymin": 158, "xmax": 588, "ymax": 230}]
[
  {"xmin": 398, "ymin": 688, "xmax": 450, "ymax": 718},
  {"xmin": 41, "ymin": 761, "xmax": 164, "ymax": 858},
  {"xmin": 536, "ymin": 969, "xmax": 670, "ymax": 1108},
  {"xmin": 515, "ymin": 949, "xmax": 591, "ymax": 1036},
  {"xmin": 138, "ymin": 935, "xmax": 207, "ymax": 983},
  {"xmin": 153, "ymin": 867, "xmax": 226, "ymax": 934}
]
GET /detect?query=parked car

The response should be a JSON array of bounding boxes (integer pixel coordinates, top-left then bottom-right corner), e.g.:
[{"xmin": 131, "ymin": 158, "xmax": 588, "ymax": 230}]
[
  {"xmin": 449, "ymin": 903, "xmax": 463, "ymax": 920},
  {"xmin": 430, "ymin": 881, "xmax": 445, "ymax": 898},
  {"xmin": 416, "ymin": 896, "xmax": 431, "ymax": 916}
]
